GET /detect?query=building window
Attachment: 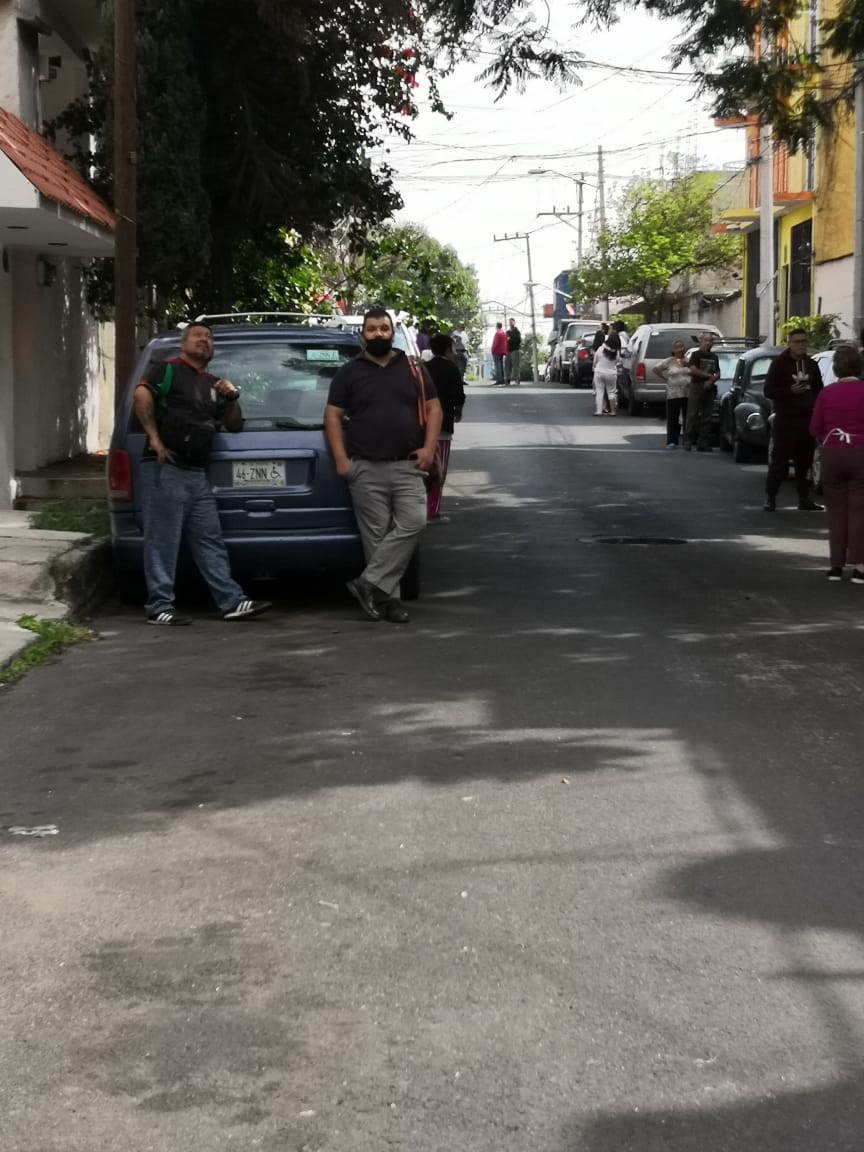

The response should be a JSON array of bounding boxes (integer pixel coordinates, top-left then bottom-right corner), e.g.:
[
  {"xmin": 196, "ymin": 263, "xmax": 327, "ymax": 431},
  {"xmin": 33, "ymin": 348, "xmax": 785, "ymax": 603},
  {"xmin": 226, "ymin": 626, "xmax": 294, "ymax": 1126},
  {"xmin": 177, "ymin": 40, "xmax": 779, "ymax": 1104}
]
[
  {"xmin": 805, "ymin": 137, "xmax": 816, "ymax": 191},
  {"xmin": 789, "ymin": 218, "xmax": 813, "ymax": 318}
]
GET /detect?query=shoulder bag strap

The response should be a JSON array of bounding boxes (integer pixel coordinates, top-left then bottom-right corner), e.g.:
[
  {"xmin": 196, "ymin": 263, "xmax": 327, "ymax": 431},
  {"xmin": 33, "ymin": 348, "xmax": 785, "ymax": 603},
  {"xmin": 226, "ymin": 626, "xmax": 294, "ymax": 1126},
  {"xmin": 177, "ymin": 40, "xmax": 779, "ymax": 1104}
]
[{"xmin": 406, "ymin": 356, "xmax": 428, "ymax": 428}]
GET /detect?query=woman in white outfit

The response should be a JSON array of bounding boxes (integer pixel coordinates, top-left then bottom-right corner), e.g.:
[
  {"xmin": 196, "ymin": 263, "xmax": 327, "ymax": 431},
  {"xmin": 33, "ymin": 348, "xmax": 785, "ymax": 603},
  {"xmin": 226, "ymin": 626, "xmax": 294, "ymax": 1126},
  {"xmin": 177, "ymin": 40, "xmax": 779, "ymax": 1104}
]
[{"xmin": 593, "ymin": 330, "xmax": 620, "ymax": 415}]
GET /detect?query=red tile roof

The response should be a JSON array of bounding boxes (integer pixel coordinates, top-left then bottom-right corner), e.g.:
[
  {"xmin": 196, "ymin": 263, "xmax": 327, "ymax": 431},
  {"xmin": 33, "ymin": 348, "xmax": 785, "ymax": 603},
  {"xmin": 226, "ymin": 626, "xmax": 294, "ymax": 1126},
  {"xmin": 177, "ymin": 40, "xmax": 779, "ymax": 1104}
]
[{"xmin": 0, "ymin": 105, "xmax": 114, "ymax": 230}]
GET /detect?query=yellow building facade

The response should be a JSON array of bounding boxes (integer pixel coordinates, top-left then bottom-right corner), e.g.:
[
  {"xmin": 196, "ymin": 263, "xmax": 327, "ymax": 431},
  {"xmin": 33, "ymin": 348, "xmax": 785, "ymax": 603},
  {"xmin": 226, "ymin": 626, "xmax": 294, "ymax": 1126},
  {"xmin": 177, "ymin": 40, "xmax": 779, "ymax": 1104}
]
[{"xmin": 716, "ymin": 0, "xmax": 856, "ymax": 342}]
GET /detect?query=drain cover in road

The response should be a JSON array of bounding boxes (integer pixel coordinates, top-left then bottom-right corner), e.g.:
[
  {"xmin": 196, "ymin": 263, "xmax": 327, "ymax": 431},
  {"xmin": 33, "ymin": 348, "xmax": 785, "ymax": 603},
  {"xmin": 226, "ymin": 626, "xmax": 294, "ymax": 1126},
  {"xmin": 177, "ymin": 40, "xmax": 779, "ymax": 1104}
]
[{"xmin": 588, "ymin": 536, "xmax": 688, "ymax": 545}]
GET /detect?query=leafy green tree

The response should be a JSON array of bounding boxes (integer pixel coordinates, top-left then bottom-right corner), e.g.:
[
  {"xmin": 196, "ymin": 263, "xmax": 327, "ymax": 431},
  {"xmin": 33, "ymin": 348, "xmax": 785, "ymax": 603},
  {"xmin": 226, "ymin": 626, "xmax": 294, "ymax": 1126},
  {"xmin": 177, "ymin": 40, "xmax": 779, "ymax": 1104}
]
[
  {"xmin": 320, "ymin": 223, "xmax": 481, "ymax": 333},
  {"xmin": 569, "ymin": 174, "xmax": 742, "ymax": 322},
  {"xmin": 428, "ymin": 0, "xmax": 862, "ymax": 149},
  {"xmin": 49, "ymin": 0, "xmax": 430, "ymax": 317}
]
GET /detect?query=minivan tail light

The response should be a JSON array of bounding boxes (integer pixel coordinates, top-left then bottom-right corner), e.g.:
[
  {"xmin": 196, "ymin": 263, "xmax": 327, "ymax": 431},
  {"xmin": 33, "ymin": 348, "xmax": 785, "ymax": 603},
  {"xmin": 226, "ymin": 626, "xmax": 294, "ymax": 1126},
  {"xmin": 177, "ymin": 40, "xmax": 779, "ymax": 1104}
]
[
  {"xmin": 108, "ymin": 449, "xmax": 132, "ymax": 500},
  {"xmin": 635, "ymin": 362, "xmax": 646, "ymax": 382}
]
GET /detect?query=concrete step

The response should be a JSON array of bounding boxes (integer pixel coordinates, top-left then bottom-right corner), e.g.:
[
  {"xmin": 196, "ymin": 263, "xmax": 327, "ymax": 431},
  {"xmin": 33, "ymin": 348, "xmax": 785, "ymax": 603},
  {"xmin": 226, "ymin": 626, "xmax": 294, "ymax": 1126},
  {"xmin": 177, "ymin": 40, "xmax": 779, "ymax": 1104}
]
[
  {"xmin": 14, "ymin": 495, "xmax": 106, "ymax": 512},
  {"xmin": 15, "ymin": 474, "xmax": 106, "ymax": 502},
  {"xmin": 0, "ymin": 531, "xmax": 90, "ymax": 605}
]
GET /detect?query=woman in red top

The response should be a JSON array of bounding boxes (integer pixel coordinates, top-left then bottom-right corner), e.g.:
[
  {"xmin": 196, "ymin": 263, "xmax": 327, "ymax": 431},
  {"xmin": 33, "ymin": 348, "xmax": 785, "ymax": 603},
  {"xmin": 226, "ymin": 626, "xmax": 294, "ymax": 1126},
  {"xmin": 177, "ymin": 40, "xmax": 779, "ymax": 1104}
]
[{"xmin": 809, "ymin": 345, "xmax": 864, "ymax": 582}]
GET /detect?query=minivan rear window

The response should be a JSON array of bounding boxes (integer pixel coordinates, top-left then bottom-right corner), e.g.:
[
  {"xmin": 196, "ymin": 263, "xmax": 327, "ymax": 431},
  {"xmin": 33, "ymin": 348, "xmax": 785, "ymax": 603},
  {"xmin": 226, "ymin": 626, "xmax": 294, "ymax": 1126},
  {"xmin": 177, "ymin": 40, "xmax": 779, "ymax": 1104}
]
[
  {"xmin": 147, "ymin": 341, "xmax": 357, "ymax": 429},
  {"xmin": 645, "ymin": 331, "xmax": 710, "ymax": 358}
]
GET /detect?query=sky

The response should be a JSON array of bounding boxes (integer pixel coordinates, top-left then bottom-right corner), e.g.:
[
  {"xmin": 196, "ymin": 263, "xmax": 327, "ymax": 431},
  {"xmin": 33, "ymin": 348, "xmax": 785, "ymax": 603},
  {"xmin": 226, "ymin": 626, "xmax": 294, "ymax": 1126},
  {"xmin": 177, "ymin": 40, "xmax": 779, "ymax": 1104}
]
[{"xmin": 376, "ymin": 6, "xmax": 747, "ymax": 340}]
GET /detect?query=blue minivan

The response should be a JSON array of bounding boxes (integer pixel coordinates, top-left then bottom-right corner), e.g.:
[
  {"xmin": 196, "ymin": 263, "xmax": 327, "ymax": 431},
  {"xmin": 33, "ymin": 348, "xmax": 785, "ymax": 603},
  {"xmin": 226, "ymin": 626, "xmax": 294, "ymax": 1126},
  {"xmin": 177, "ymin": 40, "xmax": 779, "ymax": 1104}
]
[{"xmin": 107, "ymin": 319, "xmax": 420, "ymax": 599}]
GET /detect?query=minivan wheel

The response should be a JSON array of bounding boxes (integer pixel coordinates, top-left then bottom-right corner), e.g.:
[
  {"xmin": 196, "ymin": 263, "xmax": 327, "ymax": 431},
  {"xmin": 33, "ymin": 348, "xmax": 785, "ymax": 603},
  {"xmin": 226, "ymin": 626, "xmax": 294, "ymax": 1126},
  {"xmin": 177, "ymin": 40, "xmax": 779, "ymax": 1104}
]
[{"xmin": 400, "ymin": 549, "xmax": 420, "ymax": 601}]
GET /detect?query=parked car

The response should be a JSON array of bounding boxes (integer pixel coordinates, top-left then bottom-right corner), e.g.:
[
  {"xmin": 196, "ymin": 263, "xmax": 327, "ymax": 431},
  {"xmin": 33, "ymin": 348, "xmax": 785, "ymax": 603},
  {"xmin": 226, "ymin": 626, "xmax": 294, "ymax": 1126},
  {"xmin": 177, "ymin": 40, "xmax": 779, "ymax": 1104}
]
[
  {"xmin": 567, "ymin": 335, "xmax": 596, "ymax": 389},
  {"xmin": 812, "ymin": 349, "xmax": 838, "ymax": 387},
  {"xmin": 548, "ymin": 319, "xmax": 600, "ymax": 382},
  {"xmin": 108, "ymin": 316, "xmax": 421, "ymax": 601},
  {"xmin": 619, "ymin": 323, "xmax": 723, "ymax": 412},
  {"xmin": 717, "ymin": 346, "xmax": 783, "ymax": 462}
]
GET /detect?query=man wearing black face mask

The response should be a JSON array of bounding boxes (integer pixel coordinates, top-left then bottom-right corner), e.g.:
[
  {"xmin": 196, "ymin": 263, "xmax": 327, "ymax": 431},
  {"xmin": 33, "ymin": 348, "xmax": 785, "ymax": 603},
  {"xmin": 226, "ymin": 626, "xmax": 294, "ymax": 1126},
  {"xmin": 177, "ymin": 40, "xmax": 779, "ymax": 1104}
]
[{"xmin": 325, "ymin": 307, "xmax": 442, "ymax": 623}]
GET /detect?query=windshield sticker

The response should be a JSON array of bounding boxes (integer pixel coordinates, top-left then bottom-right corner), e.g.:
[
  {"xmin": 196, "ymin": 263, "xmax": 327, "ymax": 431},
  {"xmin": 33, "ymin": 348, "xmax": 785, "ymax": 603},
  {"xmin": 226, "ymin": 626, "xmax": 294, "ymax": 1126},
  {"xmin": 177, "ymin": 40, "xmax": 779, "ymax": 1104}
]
[{"xmin": 306, "ymin": 349, "xmax": 341, "ymax": 362}]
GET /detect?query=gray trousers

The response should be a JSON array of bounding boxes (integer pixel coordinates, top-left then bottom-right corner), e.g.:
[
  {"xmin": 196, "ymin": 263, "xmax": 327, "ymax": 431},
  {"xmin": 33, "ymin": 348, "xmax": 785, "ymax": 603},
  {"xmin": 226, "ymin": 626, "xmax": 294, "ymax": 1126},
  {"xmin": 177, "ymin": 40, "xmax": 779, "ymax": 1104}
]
[
  {"xmin": 140, "ymin": 461, "xmax": 244, "ymax": 615},
  {"xmin": 505, "ymin": 349, "xmax": 521, "ymax": 383},
  {"xmin": 347, "ymin": 459, "xmax": 427, "ymax": 597}
]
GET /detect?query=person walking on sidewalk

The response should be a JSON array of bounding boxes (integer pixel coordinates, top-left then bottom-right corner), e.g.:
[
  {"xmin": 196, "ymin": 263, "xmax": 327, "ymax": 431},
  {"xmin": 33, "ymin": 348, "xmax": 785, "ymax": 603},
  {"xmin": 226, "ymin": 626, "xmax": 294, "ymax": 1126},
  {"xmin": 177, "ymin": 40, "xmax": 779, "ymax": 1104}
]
[
  {"xmin": 764, "ymin": 328, "xmax": 824, "ymax": 511},
  {"xmin": 505, "ymin": 318, "xmax": 522, "ymax": 386},
  {"xmin": 133, "ymin": 322, "xmax": 271, "ymax": 626},
  {"xmin": 655, "ymin": 339, "xmax": 690, "ymax": 447},
  {"xmin": 424, "ymin": 333, "xmax": 466, "ymax": 522},
  {"xmin": 685, "ymin": 332, "xmax": 721, "ymax": 452},
  {"xmin": 809, "ymin": 344, "xmax": 864, "ymax": 581},
  {"xmin": 490, "ymin": 322, "xmax": 507, "ymax": 386},
  {"xmin": 325, "ymin": 308, "xmax": 442, "ymax": 624}
]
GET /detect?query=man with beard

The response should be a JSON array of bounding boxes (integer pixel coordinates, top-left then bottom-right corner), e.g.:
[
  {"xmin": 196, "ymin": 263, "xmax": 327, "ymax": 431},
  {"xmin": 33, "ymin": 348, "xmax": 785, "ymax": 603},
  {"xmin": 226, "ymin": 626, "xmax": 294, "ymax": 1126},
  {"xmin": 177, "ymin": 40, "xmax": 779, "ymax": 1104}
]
[{"xmin": 325, "ymin": 308, "xmax": 442, "ymax": 623}]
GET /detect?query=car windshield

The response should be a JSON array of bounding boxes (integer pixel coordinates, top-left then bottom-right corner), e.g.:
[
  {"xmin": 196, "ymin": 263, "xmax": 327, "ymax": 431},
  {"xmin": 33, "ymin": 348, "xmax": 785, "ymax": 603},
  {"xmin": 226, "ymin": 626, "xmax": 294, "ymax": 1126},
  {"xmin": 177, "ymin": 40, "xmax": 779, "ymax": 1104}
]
[
  {"xmin": 715, "ymin": 352, "xmax": 738, "ymax": 379},
  {"xmin": 749, "ymin": 356, "xmax": 777, "ymax": 384},
  {"xmin": 646, "ymin": 331, "xmax": 711, "ymax": 358},
  {"xmin": 205, "ymin": 341, "xmax": 357, "ymax": 428},
  {"xmin": 563, "ymin": 325, "xmax": 595, "ymax": 342}
]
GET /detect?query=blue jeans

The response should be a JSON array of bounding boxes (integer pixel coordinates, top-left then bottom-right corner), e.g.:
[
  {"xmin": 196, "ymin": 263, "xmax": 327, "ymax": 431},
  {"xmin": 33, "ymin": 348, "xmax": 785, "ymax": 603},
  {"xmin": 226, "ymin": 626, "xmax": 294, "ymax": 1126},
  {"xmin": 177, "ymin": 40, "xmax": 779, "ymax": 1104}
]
[
  {"xmin": 140, "ymin": 462, "xmax": 245, "ymax": 615},
  {"xmin": 492, "ymin": 354, "xmax": 505, "ymax": 384}
]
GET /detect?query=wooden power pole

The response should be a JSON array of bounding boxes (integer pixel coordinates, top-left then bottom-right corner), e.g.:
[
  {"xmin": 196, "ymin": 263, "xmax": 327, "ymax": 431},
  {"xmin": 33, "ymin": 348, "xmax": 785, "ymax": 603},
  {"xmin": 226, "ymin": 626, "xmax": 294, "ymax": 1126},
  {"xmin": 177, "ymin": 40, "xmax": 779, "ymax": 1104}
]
[{"xmin": 113, "ymin": 0, "xmax": 137, "ymax": 409}]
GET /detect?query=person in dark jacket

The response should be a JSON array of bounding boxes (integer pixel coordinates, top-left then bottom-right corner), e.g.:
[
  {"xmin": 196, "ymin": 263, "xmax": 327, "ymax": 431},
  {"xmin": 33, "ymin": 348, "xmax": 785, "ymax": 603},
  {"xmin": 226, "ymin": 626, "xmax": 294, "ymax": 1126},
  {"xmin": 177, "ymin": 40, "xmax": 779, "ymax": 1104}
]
[
  {"xmin": 763, "ymin": 329, "xmax": 824, "ymax": 511},
  {"xmin": 505, "ymin": 319, "xmax": 522, "ymax": 385},
  {"xmin": 424, "ymin": 333, "xmax": 466, "ymax": 522}
]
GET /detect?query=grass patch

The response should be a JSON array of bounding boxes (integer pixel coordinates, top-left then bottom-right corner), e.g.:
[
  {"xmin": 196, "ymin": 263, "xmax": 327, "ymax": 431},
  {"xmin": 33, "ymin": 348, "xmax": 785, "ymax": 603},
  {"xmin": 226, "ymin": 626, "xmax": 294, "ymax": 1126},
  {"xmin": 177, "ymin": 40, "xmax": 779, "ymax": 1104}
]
[
  {"xmin": 29, "ymin": 500, "xmax": 110, "ymax": 536},
  {"xmin": 0, "ymin": 615, "xmax": 94, "ymax": 686}
]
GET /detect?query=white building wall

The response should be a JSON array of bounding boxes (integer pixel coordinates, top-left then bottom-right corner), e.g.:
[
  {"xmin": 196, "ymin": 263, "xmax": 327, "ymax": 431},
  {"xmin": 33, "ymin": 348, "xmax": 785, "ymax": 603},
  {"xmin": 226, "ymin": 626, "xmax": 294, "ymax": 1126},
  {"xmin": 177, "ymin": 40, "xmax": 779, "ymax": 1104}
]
[
  {"xmin": 815, "ymin": 256, "xmax": 855, "ymax": 341},
  {"xmin": 0, "ymin": 247, "xmax": 15, "ymax": 506},
  {"xmin": 11, "ymin": 249, "xmax": 102, "ymax": 472}
]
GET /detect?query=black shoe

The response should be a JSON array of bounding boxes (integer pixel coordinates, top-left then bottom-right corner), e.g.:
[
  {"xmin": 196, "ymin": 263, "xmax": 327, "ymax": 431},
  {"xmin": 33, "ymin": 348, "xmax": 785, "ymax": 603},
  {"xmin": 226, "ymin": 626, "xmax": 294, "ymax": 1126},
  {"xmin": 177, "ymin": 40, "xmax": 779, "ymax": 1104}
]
[
  {"xmin": 382, "ymin": 599, "xmax": 410, "ymax": 624},
  {"xmin": 851, "ymin": 569, "xmax": 864, "ymax": 585},
  {"xmin": 147, "ymin": 610, "xmax": 192, "ymax": 626},
  {"xmin": 798, "ymin": 500, "xmax": 824, "ymax": 511},
  {"xmin": 763, "ymin": 496, "xmax": 776, "ymax": 512},
  {"xmin": 347, "ymin": 577, "xmax": 382, "ymax": 621},
  {"xmin": 826, "ymin": 567, "xmax": 843, "ymax": 582}
]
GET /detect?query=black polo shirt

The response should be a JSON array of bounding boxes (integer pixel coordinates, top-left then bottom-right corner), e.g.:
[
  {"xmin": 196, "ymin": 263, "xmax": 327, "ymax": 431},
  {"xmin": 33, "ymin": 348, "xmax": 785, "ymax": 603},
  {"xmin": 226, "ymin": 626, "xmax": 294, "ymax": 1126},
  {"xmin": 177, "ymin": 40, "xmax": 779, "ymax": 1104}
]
[
  {"xmin": 326, "ymin": 350, "xmax": 438, "ymax": 461},
  {"xmin": 140, "ymin": 356, "xmax": 232, "ymax": 466}
]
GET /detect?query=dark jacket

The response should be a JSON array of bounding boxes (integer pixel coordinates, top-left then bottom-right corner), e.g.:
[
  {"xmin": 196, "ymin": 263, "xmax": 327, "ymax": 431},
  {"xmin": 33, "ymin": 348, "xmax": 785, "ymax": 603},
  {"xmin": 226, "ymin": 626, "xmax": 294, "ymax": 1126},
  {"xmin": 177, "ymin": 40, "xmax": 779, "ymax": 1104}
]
[
  {"xmin": 764, "ymin": 349, "xmax": 823, "ymax": 419},
  {"xmin": 424, "ymin": 356, "xmax": 465, "ymax": 434}
]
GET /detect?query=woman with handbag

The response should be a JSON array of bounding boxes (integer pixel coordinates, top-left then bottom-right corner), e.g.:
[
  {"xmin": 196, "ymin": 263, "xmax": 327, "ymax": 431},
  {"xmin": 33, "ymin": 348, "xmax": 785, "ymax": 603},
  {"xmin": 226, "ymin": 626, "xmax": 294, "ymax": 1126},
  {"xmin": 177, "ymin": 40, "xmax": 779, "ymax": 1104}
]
[
  {"xmin": 809, "ymin": 344, "xmax": 864, "ymax": 582},
  {"xmin": 423, "ymin": 333, "xmax": 466, "ymax": 522}
]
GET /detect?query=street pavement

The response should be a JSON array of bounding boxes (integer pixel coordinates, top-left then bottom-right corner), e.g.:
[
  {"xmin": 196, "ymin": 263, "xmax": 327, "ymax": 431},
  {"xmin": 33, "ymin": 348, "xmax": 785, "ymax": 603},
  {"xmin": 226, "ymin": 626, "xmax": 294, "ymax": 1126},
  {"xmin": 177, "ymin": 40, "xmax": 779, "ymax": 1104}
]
[{"xmin": 2, "ymin": 384, "xmax": 863, "ymax": 1151}]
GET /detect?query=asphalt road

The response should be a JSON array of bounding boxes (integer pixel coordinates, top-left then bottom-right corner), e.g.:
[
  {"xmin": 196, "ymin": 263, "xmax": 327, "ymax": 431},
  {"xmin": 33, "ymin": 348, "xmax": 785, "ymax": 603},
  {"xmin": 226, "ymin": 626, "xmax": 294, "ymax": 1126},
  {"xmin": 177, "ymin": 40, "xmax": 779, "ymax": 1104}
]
[{"xmin": 2, "ymin": 384, "xmax": 863, "ymax": 1151}]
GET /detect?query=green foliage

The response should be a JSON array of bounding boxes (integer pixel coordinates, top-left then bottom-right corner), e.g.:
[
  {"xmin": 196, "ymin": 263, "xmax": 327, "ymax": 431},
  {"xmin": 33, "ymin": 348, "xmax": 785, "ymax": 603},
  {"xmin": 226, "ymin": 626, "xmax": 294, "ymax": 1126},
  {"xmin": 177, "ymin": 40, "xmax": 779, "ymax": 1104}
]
[
  {"xmin": 612, "ymin": 313, "xmax": 644, "ymax": 332},
  {"xmin": 429, "ymin": 0, "xmax": 863, "ymax": 149},
  {"xmin": 0, "ymin": 616, "xmax": 94, "ymax": 687},
  {"xmin": 48, "ymin": 0, "xmax": 431, "ymax": 316},
  {"xmin": 29, "ymin": 500, "xmax": 110, "ymax": 536},
  {"xmin": 569, "ymin": 174, "xmax": 742, "ymax": 321},
  {"xmin": 320, "ymin": 223, "xmax": 481, "ymax": 334},
  {"xmin": 780, "ymin": 314, "xmax": 841, "ymax": 350}
]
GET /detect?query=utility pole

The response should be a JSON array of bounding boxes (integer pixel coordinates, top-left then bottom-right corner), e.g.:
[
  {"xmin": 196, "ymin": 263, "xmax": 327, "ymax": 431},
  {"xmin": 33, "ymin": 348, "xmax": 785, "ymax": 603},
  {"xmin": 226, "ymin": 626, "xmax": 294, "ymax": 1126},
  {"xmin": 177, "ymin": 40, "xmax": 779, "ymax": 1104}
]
[
  {"xmin": 853, "ymin": 58, "xmax": 864, "ymax": 345},
  {"xmin": 113, "ymin": 0, "xmax": 137, "ymax": 409},
  {"xmin": 758, "ymin": 119, "xmax": 775, "ymax": 343},
  {"xmin": 493, "ymin": 232, "xmax": 540, "ymax": 384},
  {"xmin": 597, "ymin": 146, "xmax": 608, "ymax": 321}
]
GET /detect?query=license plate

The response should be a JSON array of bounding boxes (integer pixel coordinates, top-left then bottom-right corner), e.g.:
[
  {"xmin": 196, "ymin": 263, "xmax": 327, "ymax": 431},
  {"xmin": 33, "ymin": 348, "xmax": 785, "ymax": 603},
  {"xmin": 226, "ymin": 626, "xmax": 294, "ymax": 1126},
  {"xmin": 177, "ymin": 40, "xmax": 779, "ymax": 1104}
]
[{"xmin": 232, "ymin": 460, "xmax": 287, "ymax": 487}]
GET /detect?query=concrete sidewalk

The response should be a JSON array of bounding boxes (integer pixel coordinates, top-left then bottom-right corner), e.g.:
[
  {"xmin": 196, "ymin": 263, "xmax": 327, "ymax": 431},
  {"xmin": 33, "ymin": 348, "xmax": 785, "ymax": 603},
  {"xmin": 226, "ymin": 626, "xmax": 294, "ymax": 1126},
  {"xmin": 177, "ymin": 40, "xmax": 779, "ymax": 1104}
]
[{"xmin": 0, "ymin": 510, "xmax": 104, "ymax": 669}]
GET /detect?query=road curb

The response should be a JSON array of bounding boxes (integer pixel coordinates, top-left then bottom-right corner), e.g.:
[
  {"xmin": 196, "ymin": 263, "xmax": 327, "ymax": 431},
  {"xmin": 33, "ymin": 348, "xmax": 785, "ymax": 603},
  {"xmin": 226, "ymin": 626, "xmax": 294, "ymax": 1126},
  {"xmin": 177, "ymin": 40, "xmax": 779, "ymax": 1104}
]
[{"xmin": 50, "ymin": 537, "xmax": 115, "ymax": 620}]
